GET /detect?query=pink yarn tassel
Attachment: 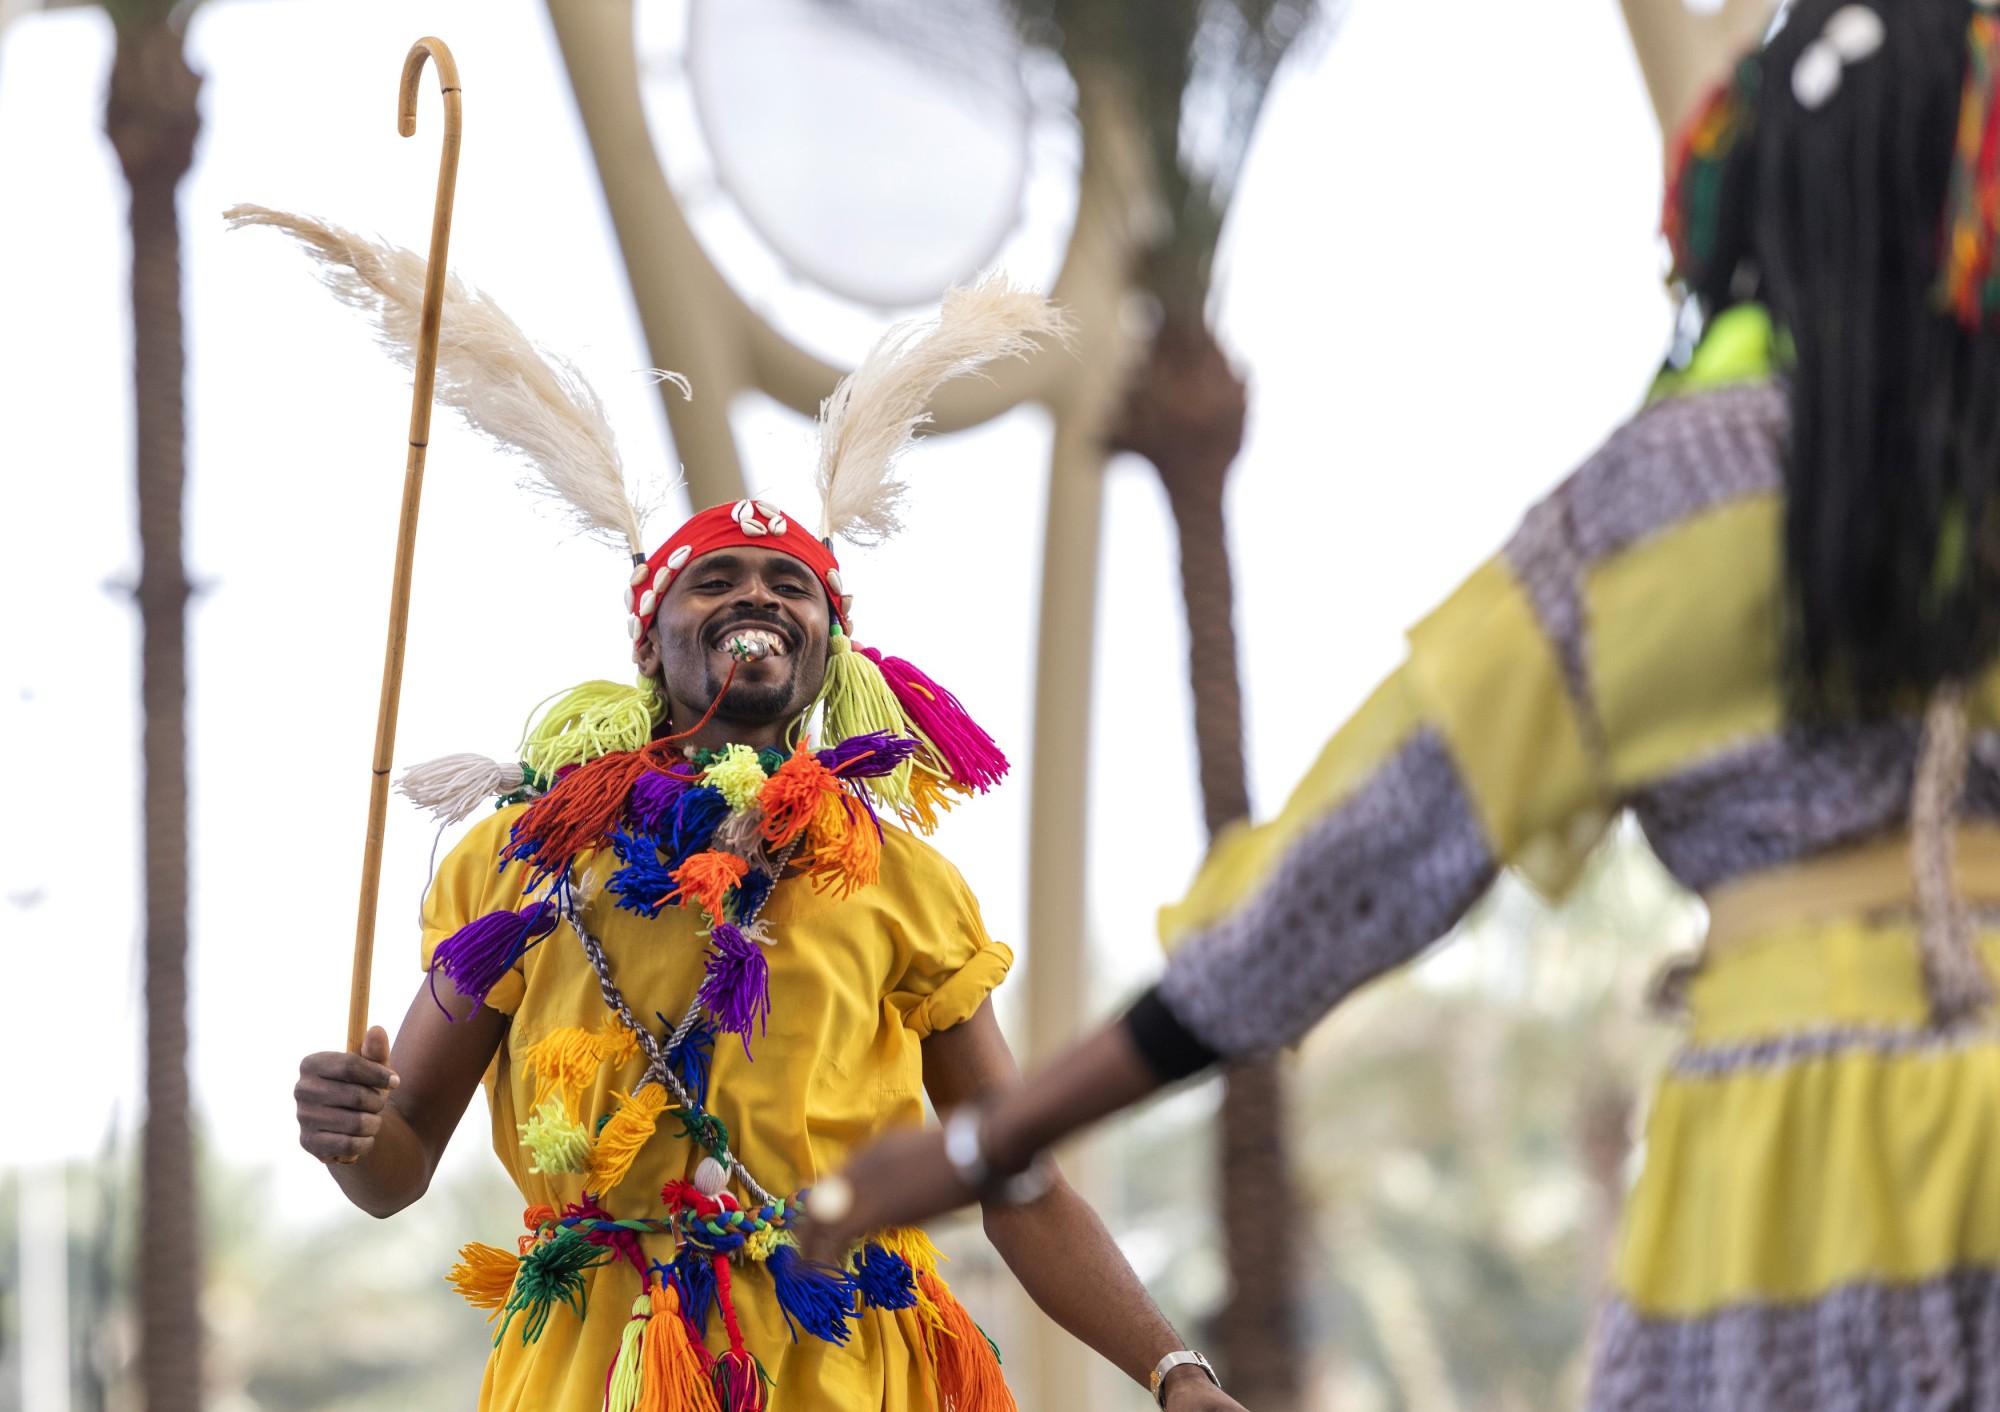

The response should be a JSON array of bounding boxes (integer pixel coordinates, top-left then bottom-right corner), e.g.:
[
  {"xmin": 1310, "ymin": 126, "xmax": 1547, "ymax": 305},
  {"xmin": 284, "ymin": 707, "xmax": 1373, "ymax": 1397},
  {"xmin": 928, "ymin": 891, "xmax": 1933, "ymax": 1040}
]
[{"xmin": 857, "ymin": 647, "xmax": 1010, "ymax": 792}]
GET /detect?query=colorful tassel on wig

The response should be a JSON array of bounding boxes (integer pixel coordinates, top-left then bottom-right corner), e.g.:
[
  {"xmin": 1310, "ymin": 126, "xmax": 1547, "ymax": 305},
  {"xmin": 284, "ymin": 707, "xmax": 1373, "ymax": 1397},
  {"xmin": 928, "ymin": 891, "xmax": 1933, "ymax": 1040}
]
[
  {"xmin": 916, "ymin": 1270, "xmax": 1015, "ymax": 1412},
  {"xmin": 858, "ymin": 648, "xmax": 1009, "ymax": 792},
  {"xmin": 428, "ymin": 900, "xmax": 557, "ymax": 1016},
  {"xmin": 1663, "ymin": 55, "xmax": 1758, "ymax": 289},
  {"xmin": 640, "ymin": 1280, "xmax": 722, "ymax": 1412},
  {"xmin": 447, "ymin": 1241, "xmax": 520, "ymax": 1315},
  {"xmin": 767, "ymin": 1239, "xmax": 859, "ymax": 1345},
  {"xmin": 497, "ymin": 1227, "xmax": 611, "ymax": 1344},
  {"xmin": 519, "ymin": 678, "xmax": 665, "ymax": 780},
  {"xmin": 586, "ymin": 1084, "xmax": 673, "ymax": 1196},
  {"xmin": 1944, "ymin": 7, "xmax": 2000, "ymax": 327},
  {"xmin": 696, "ymin": 922, "xmax": 772, "ymax": 1045},
  {"xmin": 815, "ymin": 633, "xmax": 916, "ymax": 808}
]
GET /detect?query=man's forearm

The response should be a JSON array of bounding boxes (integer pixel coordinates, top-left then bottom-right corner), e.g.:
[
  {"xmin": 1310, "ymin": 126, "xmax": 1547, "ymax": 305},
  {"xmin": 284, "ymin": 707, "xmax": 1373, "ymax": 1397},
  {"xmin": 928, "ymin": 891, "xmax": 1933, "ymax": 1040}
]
[
  {"xmin": 325, "ymin": 1099, "xmax": 436, "ymax": 1218},
  {"xmin": 982, "ymin": 1178, "xmax": 1186, "ymax": 1392}
]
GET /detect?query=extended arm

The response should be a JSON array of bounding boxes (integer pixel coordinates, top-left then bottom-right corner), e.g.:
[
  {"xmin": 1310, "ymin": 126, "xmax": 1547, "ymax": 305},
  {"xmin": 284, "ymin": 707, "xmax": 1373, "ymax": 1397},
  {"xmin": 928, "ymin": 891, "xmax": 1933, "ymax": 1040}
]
[
  {"xmin": 294, "ymin": 974, "xmax": 506, "ymax": 1218},
  {"xmin": 891, "ymin": 1002, "xmax": 1241, "ymax": 1410}
]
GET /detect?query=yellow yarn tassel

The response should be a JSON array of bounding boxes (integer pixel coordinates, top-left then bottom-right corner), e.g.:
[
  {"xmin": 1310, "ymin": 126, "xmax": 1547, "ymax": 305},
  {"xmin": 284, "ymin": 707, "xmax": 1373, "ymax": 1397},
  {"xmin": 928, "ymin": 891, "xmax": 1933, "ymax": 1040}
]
[
  {"xmin": 446, "ymin": 1241, "xmax": 520, "ymax": 1316},
  {"xmin": 639, "ymin": 1281, "xmax": 723, "ymax": 1412},
  {"xmin": 518, "ymin": 1098, "xmax": 593, "ymax": 1175},
  {"xmin": 814, "ymin": 635, "xmax": 916, "ymax": 808},
  {"xmin": 606, "ymin": 1294, "xmax": 653, "ymax": 1412},
  {"xmin": 524, "ymin": 1013, "xmax": 642, "ymax": 1112},
  {"xmin": 896, "ymin": 769, "xmax": 968, "ymax": 836},
  {"xmin": 704, "ymin": 743, "xmax": 770, "ymax": 811},
  {"xmin": 520, "ymin": 677, "xmax": 665, "ymax": 778},
  {"xmin": 586, "ymin": 1084, "xmax": 671, "ymax": 1195}
]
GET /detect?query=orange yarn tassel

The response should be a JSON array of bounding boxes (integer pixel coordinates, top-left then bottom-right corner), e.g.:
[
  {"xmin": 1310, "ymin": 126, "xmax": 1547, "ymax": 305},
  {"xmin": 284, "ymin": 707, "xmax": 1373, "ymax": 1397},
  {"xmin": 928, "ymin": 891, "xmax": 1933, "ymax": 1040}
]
[
  {"xmin": 758, "ymin": 744, "xmax": 839, "ymax": 848},
  {"xmin": 586, "ymin": 1084, "xmax": 672, "ymax": 1195},
  {"xmin": 796, "ymin": 788, "xmax": 881, "ymax": 897},
  {"xmin": 509, "ymin": 744, "xmax": 662, "ymax": 872},
  {"xmin": 666, "ymin": 850, "xmax": 750, "ymax": 917},
  {"xmin": 638, "ymin": 1281, "xmax": 722, "ymax": 1412},
  {"xmin": 446, "ymin": 1241, "xmax": 520, "ymax": 1315},
  {"xmin": 916, "ymin": 1271, "xmax": 1015, "ymax": 1412}
]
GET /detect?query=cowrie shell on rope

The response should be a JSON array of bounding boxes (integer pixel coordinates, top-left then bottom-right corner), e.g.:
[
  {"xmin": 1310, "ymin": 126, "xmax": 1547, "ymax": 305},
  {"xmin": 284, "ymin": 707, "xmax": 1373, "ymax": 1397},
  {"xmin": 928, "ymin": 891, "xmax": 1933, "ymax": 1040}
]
[
  {"xmin": 627, "ymin": 615, "xmax": 644, "ymax": 641},
  {"xmin": 629, "ymin": 562, "xmax": 650, "ymax": 587},
  {"xmin": 826, "ymin": 568, "xmax": 845, "ymax": 596},
  {"xmin": 652, "ymin": 566, "xmax": 671, "ymax": 593},
  {"xmin": 639, "ymin": 589, "xmax": 658, "ymax": 616},
  {"xmin": 667, "ymin": 546, "xmax": 693, "ymax": 570}
]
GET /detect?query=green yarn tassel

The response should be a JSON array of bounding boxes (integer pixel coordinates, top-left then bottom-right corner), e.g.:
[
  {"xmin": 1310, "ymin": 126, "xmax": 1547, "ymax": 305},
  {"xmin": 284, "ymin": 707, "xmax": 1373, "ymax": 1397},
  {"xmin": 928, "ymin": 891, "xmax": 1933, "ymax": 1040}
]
[
  {"xmin": 519, "ymin": 678, "xmax": 665, "ymax": 778},
  {"xmin": 495, "ymin": 1228, "xmax": 611, "ymax": 1345},
  {"xmin": 813, "ymin": 632, "xmax": 916, "ymax": 808}
]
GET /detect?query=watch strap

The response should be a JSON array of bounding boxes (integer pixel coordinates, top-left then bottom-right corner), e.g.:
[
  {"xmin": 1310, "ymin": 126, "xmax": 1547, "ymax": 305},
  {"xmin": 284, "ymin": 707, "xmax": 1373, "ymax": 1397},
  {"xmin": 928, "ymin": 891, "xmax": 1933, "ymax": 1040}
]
[{"xmin": 1150, "ymin": 1349, "xmax": 1220, "ymax": 1406}]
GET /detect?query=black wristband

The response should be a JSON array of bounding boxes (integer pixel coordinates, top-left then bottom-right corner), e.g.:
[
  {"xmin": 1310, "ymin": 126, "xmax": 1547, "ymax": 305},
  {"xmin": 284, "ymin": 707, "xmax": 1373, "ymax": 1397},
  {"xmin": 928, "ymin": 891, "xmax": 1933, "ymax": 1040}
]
[{"xmin": 1122, "ymin": 986, "xmax": 1220, "ymax": 1082}]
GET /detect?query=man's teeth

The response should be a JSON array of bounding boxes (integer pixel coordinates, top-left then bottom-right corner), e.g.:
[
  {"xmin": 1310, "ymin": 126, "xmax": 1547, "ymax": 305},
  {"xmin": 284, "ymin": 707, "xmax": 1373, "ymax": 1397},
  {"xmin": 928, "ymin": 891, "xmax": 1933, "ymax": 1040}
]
[{"xmin": 725, "ymin": 629, "xmax": 786, "ymax": 660}]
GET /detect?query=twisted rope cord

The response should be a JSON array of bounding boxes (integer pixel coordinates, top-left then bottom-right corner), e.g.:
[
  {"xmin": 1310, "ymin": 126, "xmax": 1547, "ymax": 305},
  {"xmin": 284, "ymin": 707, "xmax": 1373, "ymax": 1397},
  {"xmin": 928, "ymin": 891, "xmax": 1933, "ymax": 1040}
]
[{"xmin": 560, "ymin": 834, "xmax": 804, "ymax": 1210}]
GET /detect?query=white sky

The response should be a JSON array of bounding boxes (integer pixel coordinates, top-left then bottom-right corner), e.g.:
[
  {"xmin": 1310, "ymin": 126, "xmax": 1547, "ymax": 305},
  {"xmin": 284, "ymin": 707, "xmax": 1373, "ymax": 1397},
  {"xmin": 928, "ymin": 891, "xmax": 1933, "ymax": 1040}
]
[{"xmin": 0, "ymin": 0, "xmax": 1669, "ymax": 1225}]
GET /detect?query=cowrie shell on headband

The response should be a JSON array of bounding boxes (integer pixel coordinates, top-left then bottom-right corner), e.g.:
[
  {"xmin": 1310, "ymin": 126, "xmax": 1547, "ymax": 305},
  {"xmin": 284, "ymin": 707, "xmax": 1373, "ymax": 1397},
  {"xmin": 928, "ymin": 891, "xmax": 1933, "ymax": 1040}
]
[
  {"xmin": 629, "ymin": 563, "xmax": 650, "ymax": 587},
  {"xmin": 826, "ymin": 568, "xmax": 845, "ymax": 596},
  {"xmin": 667, "ymin": 546, "xmax": 693, "ymax": 570},
  {"xmin": 627, "ymin": 615, "xmax": 644, "ymax": 641},
  {"xmin": 639, "ymin": 589, "xmax": 658, "ymax": 616},
  {"xmin": 652, "ymin": 566, "xmax": 670, "ymax": 592}
]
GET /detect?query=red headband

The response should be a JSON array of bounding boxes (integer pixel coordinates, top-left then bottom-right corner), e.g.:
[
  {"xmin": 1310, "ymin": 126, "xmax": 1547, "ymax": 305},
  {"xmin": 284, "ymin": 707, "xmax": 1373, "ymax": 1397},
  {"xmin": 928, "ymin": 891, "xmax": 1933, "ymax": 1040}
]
[{"xmin": 626, "ymin": 500, "xmax": 848, "ymax": 643}]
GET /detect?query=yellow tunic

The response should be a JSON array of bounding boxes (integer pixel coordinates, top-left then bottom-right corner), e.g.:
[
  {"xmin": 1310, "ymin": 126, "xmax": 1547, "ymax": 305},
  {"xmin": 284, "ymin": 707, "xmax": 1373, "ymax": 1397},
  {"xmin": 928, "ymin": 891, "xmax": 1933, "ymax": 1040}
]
[{"xmin": 421, "ymin": 804, "xmax": 1013, "ymax": 1412}]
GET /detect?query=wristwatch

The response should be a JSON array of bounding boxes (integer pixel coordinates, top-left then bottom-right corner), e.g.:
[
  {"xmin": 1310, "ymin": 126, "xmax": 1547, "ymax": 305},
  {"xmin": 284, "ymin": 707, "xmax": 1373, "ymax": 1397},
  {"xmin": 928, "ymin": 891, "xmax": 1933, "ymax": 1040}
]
[{"xmin": 1150, "ymin": 1350, "xmax": 1220, "ymax": 1406}]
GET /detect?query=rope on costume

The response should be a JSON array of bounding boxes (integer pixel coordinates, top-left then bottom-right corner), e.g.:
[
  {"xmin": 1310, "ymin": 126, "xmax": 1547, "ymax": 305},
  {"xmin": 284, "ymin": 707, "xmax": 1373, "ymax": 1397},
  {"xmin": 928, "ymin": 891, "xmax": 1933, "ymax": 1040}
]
[{"xmin": 561, "ymin": 835, "xmax": 803, "ymax": 1210}]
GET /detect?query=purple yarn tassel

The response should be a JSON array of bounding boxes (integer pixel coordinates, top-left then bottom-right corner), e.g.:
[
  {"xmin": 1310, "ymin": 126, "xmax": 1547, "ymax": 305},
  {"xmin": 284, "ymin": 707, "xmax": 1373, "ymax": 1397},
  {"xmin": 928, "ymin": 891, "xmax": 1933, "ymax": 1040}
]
[
  {"xmin": 629, "ymin": 767, "xmax": 694, "ymax": 832},
  {"xmin": 427, "ymin": 900, "xmax": 556, "ymax": 1017},
  {"xmin": 696, "ymin": 922, "xmax": 770, "ymax": 1051},
  {"xmin": 816, "ymin": 731, "xmax": 920, "ymax": 780}
]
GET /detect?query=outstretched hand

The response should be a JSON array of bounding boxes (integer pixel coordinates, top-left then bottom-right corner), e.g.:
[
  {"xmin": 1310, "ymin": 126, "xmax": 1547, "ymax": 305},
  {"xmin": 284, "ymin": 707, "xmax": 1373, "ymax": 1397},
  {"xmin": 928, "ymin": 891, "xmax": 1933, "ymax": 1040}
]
[
  {"xmin": 295, "ymin": 1024, "xmax": 398, "ymax": 1165},
  {"xmin": 798, "ymin": 1124, "xmax": 975, "ymax": 1265}
]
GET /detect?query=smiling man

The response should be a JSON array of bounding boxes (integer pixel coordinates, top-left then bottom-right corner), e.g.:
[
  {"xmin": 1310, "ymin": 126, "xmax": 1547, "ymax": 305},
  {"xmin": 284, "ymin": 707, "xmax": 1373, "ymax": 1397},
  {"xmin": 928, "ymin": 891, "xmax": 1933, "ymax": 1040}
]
[{"xmin": 290, "ymin": 491, "xmax": 1242, "ymax": 1412}]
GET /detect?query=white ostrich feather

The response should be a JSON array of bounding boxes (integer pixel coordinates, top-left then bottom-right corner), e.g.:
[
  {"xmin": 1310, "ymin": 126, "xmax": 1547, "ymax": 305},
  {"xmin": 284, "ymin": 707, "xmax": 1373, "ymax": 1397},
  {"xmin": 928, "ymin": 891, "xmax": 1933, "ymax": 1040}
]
[
  {"xmin": 814, "ymin": 274, "xmax": 1069, "ymax": 545},
  {"xmin": 225, "ymin": 203, "xmax": 646, "ymax": 555}
]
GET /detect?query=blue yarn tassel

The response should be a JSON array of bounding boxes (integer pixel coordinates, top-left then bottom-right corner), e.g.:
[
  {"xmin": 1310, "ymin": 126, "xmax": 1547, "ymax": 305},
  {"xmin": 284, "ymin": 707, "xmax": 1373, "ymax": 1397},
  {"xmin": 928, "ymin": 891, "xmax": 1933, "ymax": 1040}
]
[
  {"xmin": 732, "ymin": 868, "xmax": 774, "ymax": 922},
  {"xmin": 662, "ymin": 786, "xmax": 732, "ymax": 872},
  {"xmin": 606, "ymin": 829, "xmax": 678, "ymax": 919},
  {"xmin": 767, "ymin": 1242, "xmax": 858, "ymax": 1345},
  {"xmin": 850, "ymin": 1243, "xmax": 917, "ymax": 1311},
  {"xmin": 666, "ymin": 1245, "xmax": 716, "ymax": 1335},
  {"xmin": 663, "ymin": 1019, "xmax": 716, "ymax": 1110}
]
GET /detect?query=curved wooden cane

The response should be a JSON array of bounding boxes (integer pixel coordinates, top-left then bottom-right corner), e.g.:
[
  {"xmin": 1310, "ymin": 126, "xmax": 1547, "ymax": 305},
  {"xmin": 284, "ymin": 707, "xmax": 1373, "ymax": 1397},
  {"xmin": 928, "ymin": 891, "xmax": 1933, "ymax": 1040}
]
[{"xmin": 347, "ymin": 37, "xmax": 464, "ymax": 1054}]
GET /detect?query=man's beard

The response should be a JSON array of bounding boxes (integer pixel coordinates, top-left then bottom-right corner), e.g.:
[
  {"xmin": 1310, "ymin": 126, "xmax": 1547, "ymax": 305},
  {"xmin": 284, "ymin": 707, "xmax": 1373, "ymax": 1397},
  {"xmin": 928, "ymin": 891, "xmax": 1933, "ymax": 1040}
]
[{"xmin": 703, "ymin": 665, "xmax": 798, "ymax": 723}]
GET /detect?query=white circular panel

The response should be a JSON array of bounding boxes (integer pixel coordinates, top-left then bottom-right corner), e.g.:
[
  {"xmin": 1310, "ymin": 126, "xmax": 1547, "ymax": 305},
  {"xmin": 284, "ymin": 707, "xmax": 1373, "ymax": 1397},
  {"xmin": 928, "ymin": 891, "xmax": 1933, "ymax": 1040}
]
[{"xmin": 685, "ymin": 0, "xmax": 1031, "ymax": 310}]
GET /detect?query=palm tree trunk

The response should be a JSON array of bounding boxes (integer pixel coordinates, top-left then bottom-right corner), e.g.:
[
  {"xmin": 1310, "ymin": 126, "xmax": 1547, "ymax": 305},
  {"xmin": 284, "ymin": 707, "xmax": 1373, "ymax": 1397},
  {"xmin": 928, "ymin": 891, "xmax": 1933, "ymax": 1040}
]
[
  {"xmin": 105, "ymin": 15, "xmax": 202, "ymax": 1411},
  {"xmin": 1116, "ymin": 317, "xmax": 1304, "ymax": 1411}
]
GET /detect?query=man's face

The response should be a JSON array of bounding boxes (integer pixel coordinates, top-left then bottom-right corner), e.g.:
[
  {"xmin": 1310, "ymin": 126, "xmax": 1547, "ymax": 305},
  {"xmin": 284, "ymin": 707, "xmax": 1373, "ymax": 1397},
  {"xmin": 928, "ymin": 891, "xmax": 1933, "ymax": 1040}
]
[{"xmin": 638, "ymin": 547, "xmax": 832, "ymax": 730}]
